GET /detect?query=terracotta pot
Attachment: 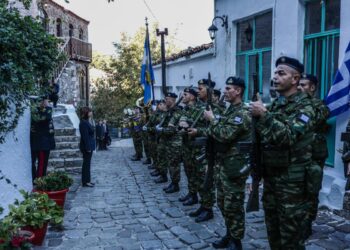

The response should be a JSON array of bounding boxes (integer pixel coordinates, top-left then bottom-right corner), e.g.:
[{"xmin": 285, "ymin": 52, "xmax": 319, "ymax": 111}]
[
  {"xmin": 33, "ymin": 189, "xmax": 69, "ymax": 208},
  {"xmin": 22, "ymin": 223, "xmax": 48, "ymax": 246}
]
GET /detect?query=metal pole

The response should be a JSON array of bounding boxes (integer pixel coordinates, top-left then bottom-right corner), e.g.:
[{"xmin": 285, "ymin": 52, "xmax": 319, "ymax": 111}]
[{"xmin": 156, "ymin": 28, "xmax": 168, "ymax": 96}]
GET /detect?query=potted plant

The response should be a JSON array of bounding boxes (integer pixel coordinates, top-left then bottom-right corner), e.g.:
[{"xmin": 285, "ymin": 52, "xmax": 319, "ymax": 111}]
[
  {"xmin": 5, "ymin": 191, "xmax": 64, "ymax": 246},
  {"xmin": 0, "ymin": 207, "xmax": 34, "ymax": 249},
  {"xmin": 33, "ymin": 171, "xmax": 73, "ymax": 207}
]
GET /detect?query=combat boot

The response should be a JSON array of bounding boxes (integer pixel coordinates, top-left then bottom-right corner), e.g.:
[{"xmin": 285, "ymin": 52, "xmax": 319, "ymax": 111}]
[
  {"xmin": 164, "ymin": 183, "xmax": 179, "ymax": 193},
  {"xmin": 154, "ymin": 175, "xmax": 168, "ymax": 183},
  {"xmin": 178, "ymin": 193, "xmax": 191, "ymax": 202},
  {"xmin": 212, "ymin": 229, "xmax": 230, "ymax": 248},
  {"xmin": 189, "ymin": 206, "xmax": 203, "ymax": 217},
  {"xmin": 227, "ymin": 239, "xmax": 242, "ymax": 250},
  {"xmin": 183, "ymin": 194, "xmax": 198, "ymax": 206},
  {"xmin": 163, "ymin": 182, "xmax": 173, "ymax": 191},
  {"xmin": 143, "ymin": 158, "xmax": 152, "ymax": 165},
  {"xmin": 195, "ymin": 208, "xmax": 213, "ymax": 222},
  {"xmin": 148, "ymin": 164, "xmax": 156, "ymax": 170},
  {"xmin": 131, "ymin": 155, "xmax": 142, "ymax": 161},
  {"xmin": 150, "ymin": 170, "xmax": 160, "ymax": 177}
]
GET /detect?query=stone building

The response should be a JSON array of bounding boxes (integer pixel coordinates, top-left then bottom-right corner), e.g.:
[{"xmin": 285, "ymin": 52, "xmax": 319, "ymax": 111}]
[{"xmin": 40, "ymin": 0, "xmax": 92, "ymax": 106}]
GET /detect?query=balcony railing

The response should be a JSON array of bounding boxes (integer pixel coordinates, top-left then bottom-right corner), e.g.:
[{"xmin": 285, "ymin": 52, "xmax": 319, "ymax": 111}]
[{"xmin": 69, "ymin": 37, "xmax": 92, "ymax": 63}]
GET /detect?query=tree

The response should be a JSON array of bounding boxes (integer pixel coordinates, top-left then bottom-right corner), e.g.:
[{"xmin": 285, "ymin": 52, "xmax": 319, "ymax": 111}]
[{"xmin": 91, "ymin": 24, "xmax": 179, "ymax": 127}]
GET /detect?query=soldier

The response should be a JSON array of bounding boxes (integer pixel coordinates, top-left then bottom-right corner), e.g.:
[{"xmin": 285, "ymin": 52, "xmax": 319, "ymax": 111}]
[
  {"xmin": 130, "ymin": 107, "xmax": 143, "ymax": 161},
  {"xmin": 298, "ymin": 74, "xmax": 329, "ymax": 238},
  {"xmin": 204, "ymin": 77, "xmax": 251, "ymax": 250},
  {"xmin": 141, "ymin": 106, "xmax": 152, "ymax": 165},
  {"xmin": 178, "ymin": 87, "xmax": 200, "ymax": 204},
  {"xmin": 250, "ymin": 56, "xmax": 317, "ymax": 249},
  {"xmin": 186, "ymin": 79, "xmax": 218, "ymax": 222}
]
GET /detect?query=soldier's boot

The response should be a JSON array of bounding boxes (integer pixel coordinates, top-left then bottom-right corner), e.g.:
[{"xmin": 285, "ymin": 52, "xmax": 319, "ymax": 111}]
[
  {"xmin": 183, "ymin": 194, "xmax": 198, "ymax": 206},
  {"xmin": 212, "ymin": 229, "xmax": 230, "ymax": 249},
  {"xmin": 131, "ymin": 155, "xmax": 142, "ymax": 161},
  {"xmin": 143, "ymin": 158, "xmax": 152, "ymax": 165},
  {"xmin": 227, "ymin": 239, "xmax": 242, "ymax": 250},
  {"xmin": 148, "ymin": 164, "xmax": 156, "ymax": 170},
  {"xmin": 195, "ymin": 208, "xmax": 213, "ymax": 223},
  {"xmin": 178, "ymin": 193, "xmax": 191, "ymax": 202},
  {"xmin": 154, "ymin": 175, "xmax": 168, "ymax": 184},
  {"xmin": 150, "ymin": 170, "xmax": 160, "ymax": 177},
  {"xmin": 189, "ymin": 206, "xmax": 204, "ymax": 217},
  {"xmin": 163, "ymin": 182, "xmax": 173, "ymax": 191},
  {"xmin": 164, "ymin": 183, "xmax": 179, "ymax": 193}
]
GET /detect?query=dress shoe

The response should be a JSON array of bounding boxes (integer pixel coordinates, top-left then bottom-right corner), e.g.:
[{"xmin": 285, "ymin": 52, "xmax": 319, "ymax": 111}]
[
  {"xmin": 150, "ymin": 170, "xmax": 160, "ymax": 177},
  {"xmin": 164, "ymin": 183, "xmax": 179, "ymax": 193},
  {"xmin": 189, "ymin": 206, "xmax": 203, "ymax": 217},
  {"xmin": 195, "ymin": 208, "xmax": 213, "ymax": 222},
  {"xmin": 82, "ymin": 183, "xmax": 94, "ymax": 187},
  {"xmin": 183, "ymin": 195, "xmax": 198, "ymax": 206},
  {"xmin": 154, "ymin": 175, "xmax": 168, "ymax": 183},
  {"xmin": 227, "ymin": 239, "xmax": 242, "ymax": 250},
  {"xmin": 178, "ymin": 193, "xmax": 191, "ymax": 202},
  {"xmin": 143, "ymin": 158, "xmax": 152, "ymax": 165},
  {"xmin": 212, "ymin": 229, "xmax": 230, "ymax": 248}
]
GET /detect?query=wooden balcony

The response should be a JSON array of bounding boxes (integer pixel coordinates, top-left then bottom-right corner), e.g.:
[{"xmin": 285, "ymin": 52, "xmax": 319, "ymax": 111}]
[{"xmin": 69, "ymin": 37, "xmax": 92, "ymax": 63}]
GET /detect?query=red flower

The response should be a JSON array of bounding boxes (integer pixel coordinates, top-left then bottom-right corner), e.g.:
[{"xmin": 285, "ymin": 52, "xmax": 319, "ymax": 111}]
[{"xmin": 11, "ymin": 235, "xmax": 25, "ymax": 247}]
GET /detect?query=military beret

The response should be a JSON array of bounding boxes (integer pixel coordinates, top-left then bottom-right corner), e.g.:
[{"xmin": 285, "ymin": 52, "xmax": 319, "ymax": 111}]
[
  {"xmin": 226, "ymin": 76, "xmax": 245, "ymax": 88},
  {"xmin": 197, "ymin": 79, "xmax": 216, "ymax": 88},
  {"xmin": 301, "ymin": 74, "xmax": 318, "ymax": 86},
  {"xmin": 184, "ymin": 87, "xmax": 198, "ymax": 97},
  {"xmin": 275, "ymin": 56, "xmax": 304, "ymax": 74},
  {"xmin": 165, "ymin": 92, "xmax": 178, "ymax": 98},
  {"xmin": 213, "ymin": 89, "xmax": 221, "ymax": 97}
]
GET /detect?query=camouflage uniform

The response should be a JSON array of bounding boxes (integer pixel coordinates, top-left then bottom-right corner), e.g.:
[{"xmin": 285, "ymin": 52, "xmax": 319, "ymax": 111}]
[
  {"xmin": 141, "ymin": 111, "xmax": 151, "ymax": 160},
  {"xmin": 257, "ymin": 91, "xmax": 317, "ymax": 250},
  {"xmin": 208, "ymin": 102, "xmax": 251, "ymax": 240},
  {"xmin": 147, "ymin": 110, "xmax": 163, "ymax": 169},
  {"xmin": 131, "ymin": 113, "xmax": 143, "ymax": 158}
]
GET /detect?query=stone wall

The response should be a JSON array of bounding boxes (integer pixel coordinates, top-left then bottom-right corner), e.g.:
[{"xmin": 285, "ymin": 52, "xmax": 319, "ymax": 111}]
[{"xmin": 8, "ymin": 0, "xmax": 39, "ymax": 17}]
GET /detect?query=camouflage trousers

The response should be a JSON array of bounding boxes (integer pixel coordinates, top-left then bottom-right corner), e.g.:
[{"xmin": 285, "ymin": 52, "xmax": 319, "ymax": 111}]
[
  {"xmin": 215, "ymin": 154, "xmax": 247, "ymax": 239},
  {"xmin": 157, "ymin": 139, "xmax": 167, "ymax": 175},
  {"xmin": 132, "ymin": 132, "xmax": 143, "ymax": 158},
  {"xmin": 263, "ymin": 173, "xmax": 309, "ymax": 250},
  {"xmin": 182, "ymin": 144, "xmax": 200, "ymax": 195},
  {"xmin": 142, "ymin": 131, "xmax": 151, "ymax": 159},
  {"xmin": 158, "ymin": 137, "xmax": 182, "ymax": 184},
  {"xmin": 148, "ymin": 135, "xmax": 157, "ymax": 165}
]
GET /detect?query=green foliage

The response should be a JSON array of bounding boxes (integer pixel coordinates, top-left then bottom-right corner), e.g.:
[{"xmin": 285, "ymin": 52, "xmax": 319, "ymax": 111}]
[
  {"xmin": 4, "ymin": 190, "xmax": 64, "ymax": 229},
  {"xmin": 91, "ymin": 24, "xmax": 179, "ymax": 126},
  {"xmin": 0, "ymin": 2, "xmax": 61, "ymax": 143},
  {"xmin": 34, "ymin": 171, "xmax": 73, "ymax": 191}
]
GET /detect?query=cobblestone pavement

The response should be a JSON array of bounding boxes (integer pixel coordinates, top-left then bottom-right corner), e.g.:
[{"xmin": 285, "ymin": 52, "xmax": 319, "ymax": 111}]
[{"xmin": 35, "ymin": 139, "xmax": 350, "ymax": 250}]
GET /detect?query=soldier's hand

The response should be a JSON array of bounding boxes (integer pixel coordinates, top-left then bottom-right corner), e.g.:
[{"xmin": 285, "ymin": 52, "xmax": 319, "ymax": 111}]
[
  {"xmin": 347, "ymin": 162, "xmax": 350, "ymax": 176},
  {"xmin": 250, "ymin": 93, "xmax": 267, "ymax": 117},
  {"xmin": 179, "ymin": 121, "xmax": 189, "ymax": 128},
  {"xmin": 204, "ymin": 108, "xmax": 214, "ymax": 121},
  {"xmin": 187, "ymin": 128, "xmax": 198, "ymax": 136}
]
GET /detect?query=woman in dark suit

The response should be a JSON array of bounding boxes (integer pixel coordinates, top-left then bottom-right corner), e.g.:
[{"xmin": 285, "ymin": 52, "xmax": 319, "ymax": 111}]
[{"xmin": 79, "ymin": 107, "xmax": 96, "ymax": 187}]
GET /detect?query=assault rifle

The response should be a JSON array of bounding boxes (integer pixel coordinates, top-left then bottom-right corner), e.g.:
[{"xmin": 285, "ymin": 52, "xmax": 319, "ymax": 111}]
[
  {"xmin": 203, "ymin": 73, "xmax": 215, "ymax": 190},
  {"xmin": 156, "ymin": 93, "xmax": 184, "ymax": 133},
  {"xmin": 246, "ymin": 55, "xmax": 262, "ymax": 212}
]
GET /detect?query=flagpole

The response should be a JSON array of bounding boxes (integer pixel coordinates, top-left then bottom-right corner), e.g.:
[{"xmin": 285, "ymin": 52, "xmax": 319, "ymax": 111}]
[{"xmin": 145, "ymin": 17, "xmax": 155, "ymax": 104}]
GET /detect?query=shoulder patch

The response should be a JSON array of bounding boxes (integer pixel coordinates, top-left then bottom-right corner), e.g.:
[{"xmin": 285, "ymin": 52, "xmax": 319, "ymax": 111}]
[
  {"xmin": 298, "ymin": 113, "xmax": 310, "ymax": 123},
  {"xmin": 233, "ymin": 116, "xmax": 243, "ymax": 124}
]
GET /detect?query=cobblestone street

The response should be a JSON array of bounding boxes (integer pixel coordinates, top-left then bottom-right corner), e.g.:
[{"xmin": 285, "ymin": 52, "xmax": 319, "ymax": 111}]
[{"xmin": 35, "ymin": 139, "xmax": 350, "ymax": 250}]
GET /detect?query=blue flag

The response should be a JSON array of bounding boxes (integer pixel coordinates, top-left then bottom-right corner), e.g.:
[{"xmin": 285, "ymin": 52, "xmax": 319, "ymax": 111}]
[
  {"xmin": 140, "ymin": 24, "xmax": 155, "ymax": 106},
  {"xmin": 325, "ymin": 42, "xmax": 350, "ymax": 117}
]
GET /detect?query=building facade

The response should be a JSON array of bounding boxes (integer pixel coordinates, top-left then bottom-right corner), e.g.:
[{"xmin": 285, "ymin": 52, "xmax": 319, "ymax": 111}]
[
  {"xmin": 40, "ymin": 0, "xmax": 92, "ymax": 106},
  {"xmin": 153, "ymin": 0, "xmax": 350, "ymax": 210}
]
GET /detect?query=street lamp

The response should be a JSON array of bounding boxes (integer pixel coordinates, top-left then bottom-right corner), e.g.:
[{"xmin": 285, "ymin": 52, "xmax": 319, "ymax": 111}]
[{"xmin": 208, "ymin": 15, "xmax": 228, "ymax": 41}]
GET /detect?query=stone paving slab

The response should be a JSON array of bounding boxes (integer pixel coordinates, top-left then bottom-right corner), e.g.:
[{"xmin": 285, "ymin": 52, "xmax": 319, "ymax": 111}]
[{"xmin": 35, "ymin": 139, "xmax": 350, "ymax": 250}]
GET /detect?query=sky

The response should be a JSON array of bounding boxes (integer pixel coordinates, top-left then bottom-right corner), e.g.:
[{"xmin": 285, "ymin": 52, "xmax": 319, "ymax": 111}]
[{"xmin": 57, "ymin": 0, "xmax": 214, "ymax": 55}]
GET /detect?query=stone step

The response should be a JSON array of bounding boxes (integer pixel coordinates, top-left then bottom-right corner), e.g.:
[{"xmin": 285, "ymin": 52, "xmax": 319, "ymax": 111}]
[
  {"xmin": 55, "ymin": 141, "xmax": 79, "ymax": 150},
  {"xmin": 55, "ymin": 135, "xmax": 80, "ymax": 143},
  {"xmin": 55, "ymin": 128, "xmax": 76, "ymax": 136},
  {"xmin": 50, "ymin": 149, "xmax": 81, "ymax": 159},
  {"xmin": 48, "ymin": 157, "xmax": 83, "ymax": 170}
]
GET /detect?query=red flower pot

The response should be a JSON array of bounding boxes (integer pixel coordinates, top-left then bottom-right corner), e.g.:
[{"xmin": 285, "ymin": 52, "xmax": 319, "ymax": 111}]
[
  {"xmin": 33, "ymin": 189, "xmax": 69, "ymax": 208},
  {"xmin": 23, "ymin": 223, "xmax": 48, "ymax": 246}
]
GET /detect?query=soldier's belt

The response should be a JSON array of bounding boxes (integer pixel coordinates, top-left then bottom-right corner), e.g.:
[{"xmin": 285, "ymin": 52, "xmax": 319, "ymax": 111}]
[
  {"xmin": 190, "ymin": 137, "xmax": 207, "ymax": 146},
  {"xmin": 262, "ymin": 146, "xmax": 290, "ymax": 168}
]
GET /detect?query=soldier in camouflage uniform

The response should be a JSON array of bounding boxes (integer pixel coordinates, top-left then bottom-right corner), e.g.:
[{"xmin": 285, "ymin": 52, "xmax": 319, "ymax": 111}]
[
  {"xmin": 155, "ymin": 93, "xmax": 183, "ymax": 194},
  {"xmin": 141, "ymin": 107, "xmax": 152, "ymax": 165},
  {"xmin": 130, "ymin": 107, "xmax": 143, "ymax": 161},
  {"xmin": 298, "ymin": 74, "xmax": 329, "ymax": 239},
  {"xmin": 178, "ymin": 87, "xmax": 200, "ymax": 204},
  {"xmin": 186, "ymin": 79, "xmax": 220, "ymax": 222},
  {"xmin": 250, "ymin": 56, "xmax": 318, "ymax": 250}
]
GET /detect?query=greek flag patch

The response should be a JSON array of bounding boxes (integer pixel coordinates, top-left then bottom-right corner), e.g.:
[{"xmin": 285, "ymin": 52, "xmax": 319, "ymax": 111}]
[
  {"xmin": 299, "ymin": 114, "xmax": 310, "ymax": 123},
  {"xmin": 233, "ymin": 116, "xmax": 242, "ymax": 124}
]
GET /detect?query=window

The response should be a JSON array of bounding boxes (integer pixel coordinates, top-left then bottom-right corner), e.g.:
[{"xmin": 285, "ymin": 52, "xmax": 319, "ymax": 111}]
[
  {"xmin": 79, "ymin": 28, "xmax": 84, "ymax": 40},
  {"xmin": 69, "ymin": 24, "xmax": 74, "ymax": 37},
  {"xmin": 38, "ymin": 6, "xmax": 48, "ymax": 32},
  {"xmin": 236, "ymin": 11, "xmax": 272, "ymax": 102},
  {"xmin": 56, "ymin": 18, "xmax": 62, "ymax": 37}
]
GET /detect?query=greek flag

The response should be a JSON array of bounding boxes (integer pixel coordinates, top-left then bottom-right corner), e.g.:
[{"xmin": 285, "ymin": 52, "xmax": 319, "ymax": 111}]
[
  {"xmin": 325, "ymin": 42, "xmax": 350, "ymax": 117},
  {"xmin": 140, "ymin": 23, "xmax": 155, "ymax": 106}
]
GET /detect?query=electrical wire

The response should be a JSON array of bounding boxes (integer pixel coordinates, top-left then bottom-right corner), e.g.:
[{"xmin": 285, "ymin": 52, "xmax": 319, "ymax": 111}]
[{"xmin": 142, "ymin": 0, "xmax": 159, "ymax": 22}]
